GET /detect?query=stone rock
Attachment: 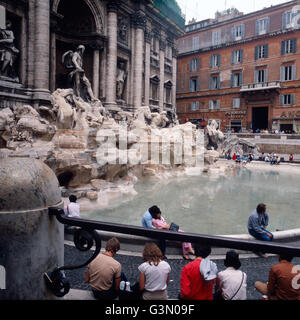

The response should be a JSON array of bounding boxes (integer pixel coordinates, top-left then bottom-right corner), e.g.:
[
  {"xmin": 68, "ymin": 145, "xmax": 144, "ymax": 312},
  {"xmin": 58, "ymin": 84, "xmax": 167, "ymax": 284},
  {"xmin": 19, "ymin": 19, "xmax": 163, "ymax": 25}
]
[
  {"xmin": 86, "ymin": 190, "xmax": 98, "ymax": 201},
  {"xmin": 204, "ymin": 150, "xmax": 220, "ymax": 164}
]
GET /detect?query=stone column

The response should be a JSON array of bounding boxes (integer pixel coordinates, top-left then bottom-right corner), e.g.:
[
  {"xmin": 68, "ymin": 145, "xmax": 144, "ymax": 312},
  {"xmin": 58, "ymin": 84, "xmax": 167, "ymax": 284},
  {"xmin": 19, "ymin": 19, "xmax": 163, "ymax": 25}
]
[
  {"xmin": 159, "ymin": 39, "xmax": 165, "ymax": 110},
  {"xmin": 50, "ymin": 32, "xmax": 56, "ymax": 93},
  {"xmin": 105, "ymin": 1, "xmax": 118, "ymax": 108},
  {"xmin": 172, "ymin": 47, "xmax": 177, "ymax": 110},
  {"xmin": 131, "ymin": 11, "xmax": 146, "ymax": 109},
  {"xmin": 93, "ymin": 49, "xmax": 100, "ymax": 99},
  {"xmin": 100, "ymin": 47, "xmax": 107, "ymax": 100},
  {"xmin": 33, "ymin": 0, "xmax": 51, "ymax": 103},
  {"xmin": 144, "ymin": 30, "xmax": 152, "ymax": 107}
]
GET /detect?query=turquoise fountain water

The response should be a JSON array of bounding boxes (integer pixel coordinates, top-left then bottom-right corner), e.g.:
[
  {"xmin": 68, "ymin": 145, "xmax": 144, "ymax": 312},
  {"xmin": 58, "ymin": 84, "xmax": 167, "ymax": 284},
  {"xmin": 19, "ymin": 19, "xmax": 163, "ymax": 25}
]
[{"xmin": 81, "ymin": 166, "xmax": 300, "ymax": 235}]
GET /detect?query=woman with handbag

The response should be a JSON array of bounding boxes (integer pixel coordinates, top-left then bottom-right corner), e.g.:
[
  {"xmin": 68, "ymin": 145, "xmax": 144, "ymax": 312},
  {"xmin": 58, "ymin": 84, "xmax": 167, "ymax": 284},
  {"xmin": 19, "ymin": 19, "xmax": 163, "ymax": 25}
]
[
  {"xmin": 215, "ymin": 250, "xmax": 247, "ymax": 300},
  {"xmin": 152, "ymin": 212, "xmax": 194, "ymax": 260}
]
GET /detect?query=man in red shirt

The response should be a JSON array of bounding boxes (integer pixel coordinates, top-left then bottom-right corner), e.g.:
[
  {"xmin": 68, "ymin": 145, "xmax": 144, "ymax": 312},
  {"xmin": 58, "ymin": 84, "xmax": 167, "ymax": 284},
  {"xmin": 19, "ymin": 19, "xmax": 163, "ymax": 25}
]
[{"xmin": 180, "ymin": 244, "xmax": 216, "ymax": 300}]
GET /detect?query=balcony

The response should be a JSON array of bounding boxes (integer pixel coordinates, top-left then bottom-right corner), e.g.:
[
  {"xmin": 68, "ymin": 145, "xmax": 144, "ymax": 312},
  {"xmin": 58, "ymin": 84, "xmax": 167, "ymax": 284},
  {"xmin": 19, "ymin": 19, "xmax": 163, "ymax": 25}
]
[{"xmin": 240, "ymin": 81, "xmax": 281, "ymax": 93}]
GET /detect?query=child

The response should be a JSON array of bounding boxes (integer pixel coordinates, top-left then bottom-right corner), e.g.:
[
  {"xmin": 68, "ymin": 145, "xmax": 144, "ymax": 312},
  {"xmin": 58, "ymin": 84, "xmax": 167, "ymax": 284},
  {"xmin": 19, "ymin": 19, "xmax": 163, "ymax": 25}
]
[{"xmin": 65, "ymin": 195, "xmax": 80, "ymax": 218}]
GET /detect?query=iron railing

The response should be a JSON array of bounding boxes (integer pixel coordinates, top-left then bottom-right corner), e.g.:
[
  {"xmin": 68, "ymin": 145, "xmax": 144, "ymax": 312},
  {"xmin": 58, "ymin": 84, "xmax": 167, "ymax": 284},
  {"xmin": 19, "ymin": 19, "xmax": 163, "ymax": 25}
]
[{"xmin": 45, "ymin": 207, "xmax": 300, "ymax": 297}]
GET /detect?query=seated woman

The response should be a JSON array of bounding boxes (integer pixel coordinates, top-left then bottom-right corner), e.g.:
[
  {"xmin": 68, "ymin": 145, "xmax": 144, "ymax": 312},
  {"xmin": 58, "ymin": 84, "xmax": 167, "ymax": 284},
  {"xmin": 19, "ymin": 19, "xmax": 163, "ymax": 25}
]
[
  {"xmin": 138, "ymin": 242, "xmax": 171, "ymax": 300},
  {"xmin": 215, "ymin": 250, "xmax": 247, "ymax": 300},
  {"xmin": 152, "ymin": 212, "xmax": 194, "ymax": 260}
]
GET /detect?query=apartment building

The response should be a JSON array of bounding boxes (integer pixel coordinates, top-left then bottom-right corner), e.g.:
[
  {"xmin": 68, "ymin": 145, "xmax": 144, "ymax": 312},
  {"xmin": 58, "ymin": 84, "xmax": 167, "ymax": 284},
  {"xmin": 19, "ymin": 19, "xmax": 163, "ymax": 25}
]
[{"xmin": 176, "ymin": 0, "xmax": 300, "ymax": 133}]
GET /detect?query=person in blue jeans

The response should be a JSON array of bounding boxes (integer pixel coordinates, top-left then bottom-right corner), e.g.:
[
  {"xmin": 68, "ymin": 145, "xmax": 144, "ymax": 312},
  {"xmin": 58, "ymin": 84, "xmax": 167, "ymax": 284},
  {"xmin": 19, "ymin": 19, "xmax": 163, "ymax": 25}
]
[
  {"xmin": 248, "ymin": 203, "xmax": 273, "ymax": 258},
  {"xmin": 248, "ymin": 203, "xmax": 273, "ymax": 241}
]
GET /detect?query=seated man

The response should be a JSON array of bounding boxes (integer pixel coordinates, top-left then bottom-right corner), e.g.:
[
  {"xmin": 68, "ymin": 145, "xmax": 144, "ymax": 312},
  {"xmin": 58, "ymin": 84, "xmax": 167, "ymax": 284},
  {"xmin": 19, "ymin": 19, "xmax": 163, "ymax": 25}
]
[
  {"xmin": 255, "ymin": 254, "xmax": 300, "ymax": 300},
  {"xmin": 248, "ymin": 203, "xmax": 273, "ymax": 242},
  {"xmin": 180, "ymin": 244, "xmax": 217, "ymax": 300},
  {"xmin": 85, "ymin": 237, "xmax": 125, "ymax": 300}
]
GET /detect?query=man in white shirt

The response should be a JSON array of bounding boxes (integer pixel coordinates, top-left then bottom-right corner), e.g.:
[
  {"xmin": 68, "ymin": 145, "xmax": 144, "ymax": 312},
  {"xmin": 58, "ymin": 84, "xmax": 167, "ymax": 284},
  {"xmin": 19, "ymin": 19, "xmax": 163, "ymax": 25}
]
[
  {"xmin": 215, "ymin": 250, "xmax": 247, "ymax": 300},
  {"xmin": 65, "ymin": 195, "xmax": 80, "ymax": 218}
]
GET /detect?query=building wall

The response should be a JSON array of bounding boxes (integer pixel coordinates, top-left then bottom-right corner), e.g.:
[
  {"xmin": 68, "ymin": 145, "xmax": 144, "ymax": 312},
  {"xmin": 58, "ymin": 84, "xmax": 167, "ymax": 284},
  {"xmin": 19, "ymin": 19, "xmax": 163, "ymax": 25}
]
[{"xmin": 177, "ymin": 0, "xmax": 300, "ymax": 133}]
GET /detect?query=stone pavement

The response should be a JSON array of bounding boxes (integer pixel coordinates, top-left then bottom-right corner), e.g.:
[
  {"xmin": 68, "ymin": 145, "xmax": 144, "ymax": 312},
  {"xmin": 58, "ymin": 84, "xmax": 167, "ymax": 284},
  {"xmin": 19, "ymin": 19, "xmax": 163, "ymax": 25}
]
[{"xmin": 64, "ymin": 243, "xmax": 300, "ymax": 300}]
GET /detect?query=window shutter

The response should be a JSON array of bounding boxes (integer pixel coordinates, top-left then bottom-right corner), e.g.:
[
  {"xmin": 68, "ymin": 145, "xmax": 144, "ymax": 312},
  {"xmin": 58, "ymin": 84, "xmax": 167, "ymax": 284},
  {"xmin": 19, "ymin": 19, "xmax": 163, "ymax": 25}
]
[
  {"xmin": 210, "ymin": 55, "xmax": 213, "ymax": 68},
  {"xmin": 217, "ymin": 100, "xmax": 220, "ymax": 109},
  {"xmin": 232, "ymin": 27, "xmax": 236, "ymax": 41},
  {"xmin": 196, "ymin": 58, "xmax": 200, "ymax": 70},
  {"xmin": 190, "ymin": 79, "xmax": 193, "ymax": 92},
  {"xmin": 280, "ymin": 66, "xmax": 284, "ymax": 81},
  {"xmin": 217, "ymin": 54, "xmax": 221, "ymax": 67},
  {"xmin": 265, "ymin": 69, "xmax": 268, "ymax": 82},
  {"xmin": 230, "ymin": 74, "xmax": 234, "ymax": 87},
  {"xmin": 292, "ymin": 38, "xmax": 297, "ymax": 53},
  {"xmin": 282, "ymin": 12, "xmax": 287, "ymax": 29},
  {"xmin": 292, "ymin": 65, "xmax": 296, "ymax": 80},
  {"xmin": 240, "ymin": 50, "xmax": 244, "ymax": 62},
  {"xmin": 190, "ymin": 59, "xmax": 193, "ymax": 72},
  {"xmin": 196, "ymin": 101, "xmax": 199, "ymax": 110},
  {"xmin": 266, "ymin": 17, "xmax": 270, "ymax": 33},
  {"xmin": 255, "ymin": 46, "xmax": 258, "ymax": 60},
  {"xmin": 209, "ymin": 77, "xmax": 213, "ymax": 90},
  {"xmin": 209, "ymin": 100, "xmax": 213, "ymax": 109},
  {"xmin": 291, "ymin": 94, "xmax": 295, "ymax": 105},
  {"xmin": 239, "ymin": 73, "xmax": 243, "ymax": 86},
  {"xmin": 231, "ymin": 51, "xmax": 235, "ymax": 64},
  {"xmin": 264, "ymin": 44, "xmax": 269, "ymax": 58},
  {"xmin": 196, "ymin": 79, "xmax": 200, "ymax": 91},
  {"xmin": 254, "ymin": 70, "xmax": 258, "ymax": 83},
  {"xmin": 281, "ymin": 40, "xmax": 286, "ymax": 55},
  {"xmin": 241, "ymin": 24, "xmax": 245, "ymax": 39},
  {"xmin": 256, "ymin": 20, "xmax": 259, "ymax": 35},
  {"xmin": 217, "ymin": 76, "xmax": 220, "ymax": 89},
  {"xmin": 279, "ymin": 95, "xmax": 284, "ymax": 105}
]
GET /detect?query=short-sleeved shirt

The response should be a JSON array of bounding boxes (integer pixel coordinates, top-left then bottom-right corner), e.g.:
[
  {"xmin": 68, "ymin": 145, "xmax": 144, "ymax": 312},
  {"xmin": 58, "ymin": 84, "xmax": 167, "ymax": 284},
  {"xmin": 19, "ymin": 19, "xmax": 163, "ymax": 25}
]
[
  {"xmin": 138, "ymin": 261, "xmax": 171, "ymax": 292},
  {"xmin": 267, "ymin": 260, "xmax": 300, "ymax": 300},
  {"xmin": 88, "ymin": 253, "xmax": 121, "ymax": 291},
  {"xmin": 65, "ymin": 202, "xmax": 80, "ymax": 218}
]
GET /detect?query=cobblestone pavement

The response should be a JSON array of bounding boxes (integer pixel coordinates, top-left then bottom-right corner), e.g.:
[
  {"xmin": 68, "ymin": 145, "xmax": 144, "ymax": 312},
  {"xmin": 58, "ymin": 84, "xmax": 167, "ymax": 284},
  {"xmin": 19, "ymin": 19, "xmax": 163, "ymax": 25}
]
[{"xmin": 64, "ymin": 244, "xmax": 300, "ymax": 300}]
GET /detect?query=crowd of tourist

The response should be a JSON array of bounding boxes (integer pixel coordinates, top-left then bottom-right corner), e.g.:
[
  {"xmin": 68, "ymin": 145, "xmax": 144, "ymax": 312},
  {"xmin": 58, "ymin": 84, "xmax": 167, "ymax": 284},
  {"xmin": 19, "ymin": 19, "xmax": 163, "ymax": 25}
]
[{"xmin": 65, "ymin": 203, "xmax": 300, "ymax": 301}]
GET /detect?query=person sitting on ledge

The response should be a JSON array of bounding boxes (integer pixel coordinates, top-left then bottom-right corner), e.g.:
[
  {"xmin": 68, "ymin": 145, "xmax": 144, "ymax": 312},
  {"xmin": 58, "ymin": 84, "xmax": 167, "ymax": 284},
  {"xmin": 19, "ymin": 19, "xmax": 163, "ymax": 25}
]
[
  {"xmin": 248, "ymin": 203, "xmax": 273, "ymax": 242},
  {"xmin": 84, "ymin": 237, "xmax": 127, "ymax": 300},
  {"xmin": 254, "ymin": 253, "xmax": 300, "ymax": 300},
  {"xmin": 138, "ymin": 242, "xmax": 171, "ymax": 300},
  {"xmin": 151, "ymin": 211, "xmax": 195, "ymax": 260},
  {"xmin": 215, "ymin": 250, "xmax": 247, "ymax": 300},
  {"xmin": 65, "ymin": 195, "xmax": 80, "ymax": 218},
  {"xmin": 180, "ymin": 244, "xmax": 217, "ymax": 300},
  {"xmin": 142, "ymin": 205, "xmax": 167, "ymax": 258}
]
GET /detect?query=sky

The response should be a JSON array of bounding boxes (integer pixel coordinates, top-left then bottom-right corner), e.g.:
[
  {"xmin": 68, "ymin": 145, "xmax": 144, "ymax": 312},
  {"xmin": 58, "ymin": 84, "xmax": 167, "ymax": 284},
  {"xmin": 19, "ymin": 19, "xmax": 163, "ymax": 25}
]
[{"xmin": 176, "ymin": 0, "xmax": 292, "ymax": 24}]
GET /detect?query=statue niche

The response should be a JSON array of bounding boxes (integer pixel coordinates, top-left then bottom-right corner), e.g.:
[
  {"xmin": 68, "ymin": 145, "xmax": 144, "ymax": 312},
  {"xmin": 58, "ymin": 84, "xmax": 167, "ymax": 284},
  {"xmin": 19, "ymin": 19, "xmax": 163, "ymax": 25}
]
[
  {"xmin": 62, "ymin": 45, "xmax": 97, "ymax": 103},
  {"xmin": 116, "ymin": 61, "xmax": 127, "ymax": 101},
  {"xmin": 0, "ymin": 20, "xmax": 19, "ymax": 82}
]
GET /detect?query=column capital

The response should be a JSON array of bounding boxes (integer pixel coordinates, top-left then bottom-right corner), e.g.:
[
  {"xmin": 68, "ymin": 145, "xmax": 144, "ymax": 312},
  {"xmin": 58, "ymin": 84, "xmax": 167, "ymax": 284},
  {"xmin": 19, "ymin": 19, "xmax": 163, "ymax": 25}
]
[
  {"xmin": 107, "ymin": 0, "xmax": 120, "ymax": 13},
  {"xmin": 131, "ymin": 10, "xmax": 146, "ymax": 30}
]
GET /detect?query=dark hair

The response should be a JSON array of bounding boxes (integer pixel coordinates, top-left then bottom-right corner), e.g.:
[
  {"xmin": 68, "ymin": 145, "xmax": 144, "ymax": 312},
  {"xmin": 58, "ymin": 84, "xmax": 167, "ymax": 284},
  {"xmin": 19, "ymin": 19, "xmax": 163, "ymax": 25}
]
[
  {"xmin": 105, "ymin": 237, "xmax": 120, "ymax": 253},
  {"xmin": 148, "ymin": 205, "xmax": 161, "ymax": 218},
  {"xmin": 69, "ymin": 195, "xmax": 77, "ymax": 203},
  {"xmin": 224, "ymin": 250, "xmax": 241, "ymax": 270},
  {"xmin": 279, "ymin": 253, "xmax": 293, "ymax": 262},
  {"xmin": 194, "ymin": 244, "xmax": 211, "ymax": 258},
  {"xmin": 142, "ymin": 242, "xmax": 162, "ymax": 266},
  {"xmin": 256, "ymin": 203, "xmax": 266, "ymax": 214}
]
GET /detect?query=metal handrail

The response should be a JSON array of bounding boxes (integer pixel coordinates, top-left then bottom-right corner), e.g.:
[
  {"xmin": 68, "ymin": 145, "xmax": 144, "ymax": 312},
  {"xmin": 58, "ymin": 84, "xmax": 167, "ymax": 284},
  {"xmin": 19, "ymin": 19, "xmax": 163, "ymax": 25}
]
[
  {"xmin": 45, "ymin": 207, "xmax": 300, "ymax": 297},
  {"xmin": 50, "ymin": 208, "xmax": 300, "ymax": 257}
]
